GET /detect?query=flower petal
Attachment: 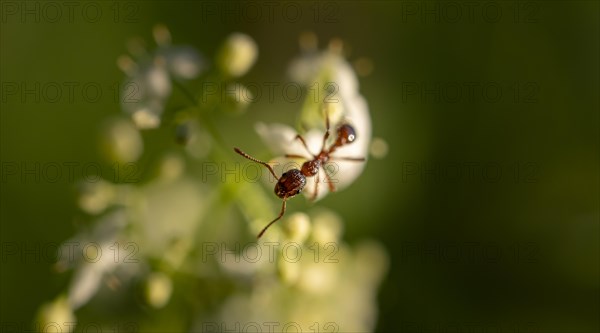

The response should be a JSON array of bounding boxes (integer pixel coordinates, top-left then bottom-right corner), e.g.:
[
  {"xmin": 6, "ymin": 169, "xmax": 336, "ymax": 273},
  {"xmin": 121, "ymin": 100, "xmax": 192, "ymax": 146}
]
[
  {"xmin": 160, "ymin": 45, "xmax": 204, "ymax": 79},
  {"xmin": 255, "ymin": 122, "xmax": 308, "ymax": 156}
]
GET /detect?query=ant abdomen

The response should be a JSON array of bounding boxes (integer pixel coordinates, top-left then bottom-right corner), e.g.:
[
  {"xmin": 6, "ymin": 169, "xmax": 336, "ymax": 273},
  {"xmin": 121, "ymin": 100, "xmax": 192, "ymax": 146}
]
[{"xmin": 274, "ymin": 169, "xmax": 306, "ymax": 198}]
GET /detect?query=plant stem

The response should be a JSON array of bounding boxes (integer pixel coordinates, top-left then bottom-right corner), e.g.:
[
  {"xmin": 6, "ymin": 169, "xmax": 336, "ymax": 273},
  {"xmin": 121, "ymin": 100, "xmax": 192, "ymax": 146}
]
[{"xmin": 172, "ymin": 79, "xmax": 227, "ymax": 148}]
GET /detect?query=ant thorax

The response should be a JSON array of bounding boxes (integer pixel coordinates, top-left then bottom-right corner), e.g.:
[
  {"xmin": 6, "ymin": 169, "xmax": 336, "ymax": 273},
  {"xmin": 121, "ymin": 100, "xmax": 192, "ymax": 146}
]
[{"xmin": 301, "ymin": 159, "xmax": 321, "ymax": 177}]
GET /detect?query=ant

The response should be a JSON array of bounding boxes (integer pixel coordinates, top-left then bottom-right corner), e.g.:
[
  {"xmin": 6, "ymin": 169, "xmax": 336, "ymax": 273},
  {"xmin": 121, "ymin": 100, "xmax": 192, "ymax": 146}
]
[{"xmin": 234, "ymin": 112, "xmax": 365, "ymax": 238}]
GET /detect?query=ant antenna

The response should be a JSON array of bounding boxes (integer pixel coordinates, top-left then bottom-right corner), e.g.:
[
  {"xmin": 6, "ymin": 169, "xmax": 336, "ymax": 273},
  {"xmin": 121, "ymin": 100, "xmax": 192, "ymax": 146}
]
[{"xmin": 234, "ymin": 147, "xmax": 279, "ymax": 180}]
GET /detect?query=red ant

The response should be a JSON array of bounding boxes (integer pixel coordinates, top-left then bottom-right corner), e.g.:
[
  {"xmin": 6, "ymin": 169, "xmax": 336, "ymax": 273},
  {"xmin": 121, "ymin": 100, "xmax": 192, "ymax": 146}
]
[{"xmin": 234, "ymin": 113, "xmax": 365, "ymax": 238}]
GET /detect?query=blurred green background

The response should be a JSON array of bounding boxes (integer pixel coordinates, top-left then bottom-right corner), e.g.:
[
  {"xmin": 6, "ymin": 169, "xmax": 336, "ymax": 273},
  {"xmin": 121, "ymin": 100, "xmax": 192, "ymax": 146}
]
[{"xmin": 1, "ymin": 1, "xmax": 598, "ymax": 332}]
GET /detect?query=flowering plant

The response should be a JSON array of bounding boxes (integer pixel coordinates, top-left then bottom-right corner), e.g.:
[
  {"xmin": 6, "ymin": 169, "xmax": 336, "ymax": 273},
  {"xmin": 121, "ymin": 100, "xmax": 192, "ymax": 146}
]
[{"xmin": 37, "ymin": 26, "xmax": 388, "ymax": 332}]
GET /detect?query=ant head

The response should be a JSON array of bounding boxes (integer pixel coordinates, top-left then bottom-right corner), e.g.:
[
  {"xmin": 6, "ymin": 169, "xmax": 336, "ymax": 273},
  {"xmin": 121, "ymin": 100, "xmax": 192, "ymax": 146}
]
[
  {"xmin": 335, "ymin": 124, "xmax": 357, "ymax": 146},
  {"xmin": 274, "ymin": 169, "xmax": 306, "ymax": 199}
]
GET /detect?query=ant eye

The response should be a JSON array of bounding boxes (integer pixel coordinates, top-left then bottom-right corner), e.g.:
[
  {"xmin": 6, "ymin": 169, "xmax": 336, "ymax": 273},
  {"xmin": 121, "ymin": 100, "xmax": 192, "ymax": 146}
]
[{"xmin": 338, "ymin": 124, "xmax": 356, "ymax": 143}]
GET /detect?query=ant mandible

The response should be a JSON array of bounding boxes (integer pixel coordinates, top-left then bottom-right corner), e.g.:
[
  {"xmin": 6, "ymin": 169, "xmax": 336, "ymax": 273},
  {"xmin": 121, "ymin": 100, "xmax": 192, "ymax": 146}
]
[{"xmin": 234, "ymin": 112, "xmax": 365, "ymax": 238}]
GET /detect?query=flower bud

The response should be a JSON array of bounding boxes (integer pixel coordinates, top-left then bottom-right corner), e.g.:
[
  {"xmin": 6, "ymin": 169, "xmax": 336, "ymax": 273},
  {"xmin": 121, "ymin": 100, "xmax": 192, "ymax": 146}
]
[
  {"xmin": 217, "ymin": 33, "xmax": 258, "ymax": 77},
  {"xmin": 283, "ymin": 212, "xmax": 311, "ymax": 244},
  {"xmin": 158, "ymin": 153, "xmax": 185, "ymax": 182},
  {"xmin": 77, "ymin": 180, "xmax": 115, "ymax": 215},
  {"xmin": 100, "ymin": 118, "xmax": 143, "ymax": 163},
  {"xmin": 144, "ymin": 272, "xmax": 173, "ymax": 309},
  {"xmin": 153, "ymin": 23, "xmax": 171, "ymax": 46},
  {"xmin": 369, "ymin": 137, "xmax": 389, "ymax": 159},
  {"xmin": 132, "ymin": 108, "xmax": 161, "ymax": 129},
  {"xmin": 36, "ymin": 296, "xmax": 76, "ymax": 332}
]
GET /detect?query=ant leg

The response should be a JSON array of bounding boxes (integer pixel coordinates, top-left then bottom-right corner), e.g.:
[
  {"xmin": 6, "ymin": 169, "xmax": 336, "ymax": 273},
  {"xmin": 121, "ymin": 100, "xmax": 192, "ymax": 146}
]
[
  {"xmin": 311, "ymin": 168, "xmax": 320, "ymax": 201},
  {"xmin": 285, "ymin": 154, "xmax": 310, "ymax": 160},
  {"xmin": 234, "ymin": 147, "xmax": 279, "ymax": 180},
  {"xmin": 321, "ymin": 109, "xmax": 331, "ymax": 151},
  {"xmin": 293, "ymin": 134, "xmax": 314, "ymax": 157},
  {"xmin": 322, "ymin": 164, "xmax": 337, "ymax": 192},
  {"xmin": 257, "ymin": 198, "xmax": 287, "ymax": 238},
  {"xmin": 329, "ymin": 156, "xmax": 366, "ymax": 162}
]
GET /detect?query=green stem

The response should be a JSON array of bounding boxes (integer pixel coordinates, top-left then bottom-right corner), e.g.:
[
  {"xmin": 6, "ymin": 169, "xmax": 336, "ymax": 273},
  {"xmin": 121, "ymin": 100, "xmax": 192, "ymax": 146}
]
[
  {"xmin": 172, "ymin": 79, "xmax": 227, "ymax": 148},
  {"xmin": 173, "ymin": 78, "xmax": 277, "ymax": 230}
]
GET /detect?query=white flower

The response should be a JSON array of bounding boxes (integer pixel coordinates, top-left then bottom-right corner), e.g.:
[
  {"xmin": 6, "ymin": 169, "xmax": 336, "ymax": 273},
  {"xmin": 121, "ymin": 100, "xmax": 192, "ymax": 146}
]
[
  {"xmin": 253, "ymin": 42, "xmax": 371, "ymax": 201},
  {"xmin": 66, "ymin": 210, "xmax": 129, "ymax": 309},
  {"xmin": 120, "ymin": 59, "xmax": 172, "ymax": 129},
  {"xmin": 134, "ymin": 177, "xmax": 206, "ymax": 261},
  {"xmin": 119, "ymin": 25, "xmax": 204, "ymax": 129},
  {"xmin": 255, "ymin": 97, "xmax": 369, "ymax": 201},
  {"xmin": 159, "ymin": 45, "xmax": 204, "ymax": 80},
  {"xmin": 255, "ymin": 122, "xmax": 367, "ymax": 201},
  {"xmin": 289, "ymin": 52, "xmax": 359, "ymax": 102},
  {"xmin": 288, "ymin": 41, "xmax": 370, "ymax": 140},
  {"xmin": 287, "ymin": 51, "xmax": 322, "ymax": 85}
]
